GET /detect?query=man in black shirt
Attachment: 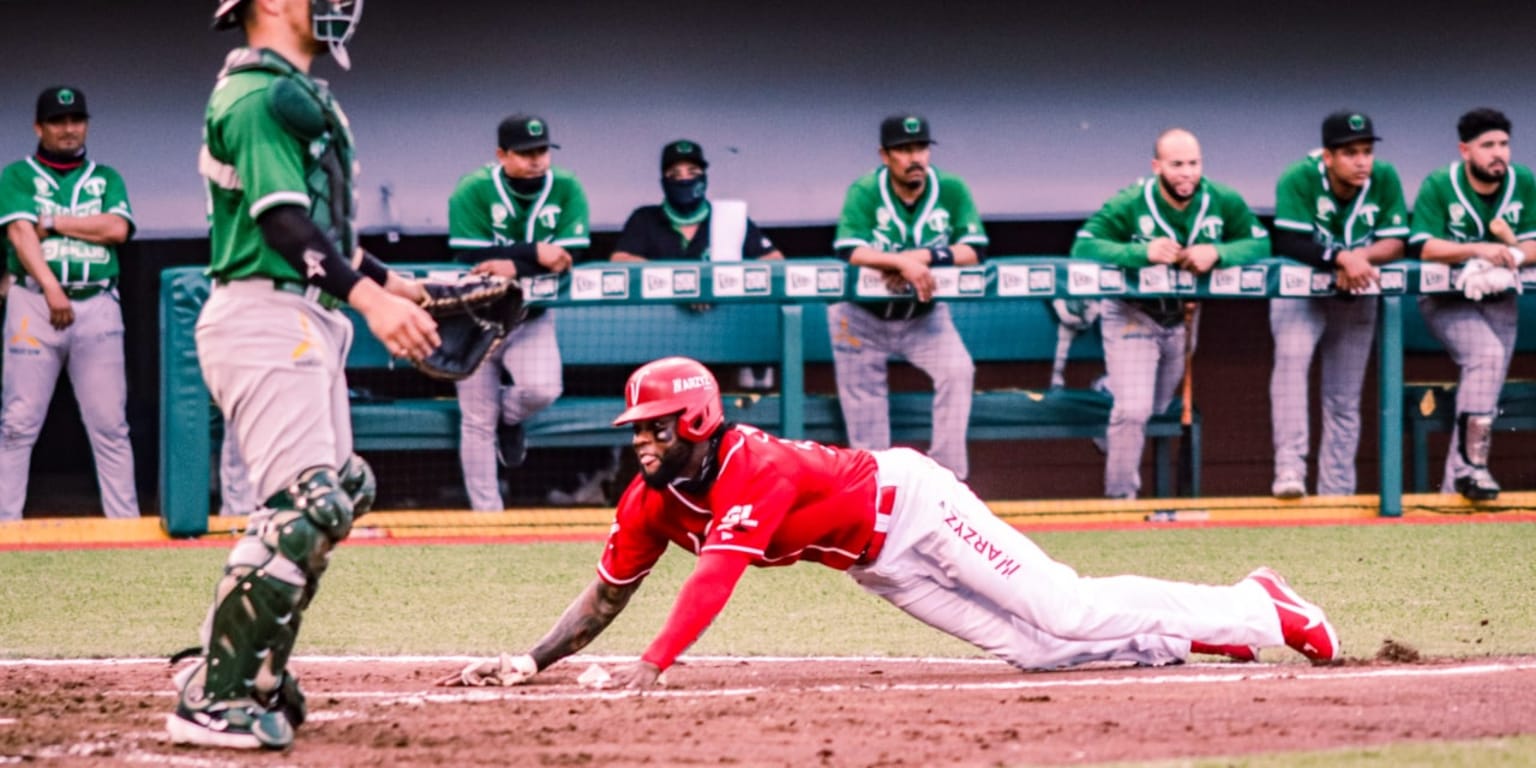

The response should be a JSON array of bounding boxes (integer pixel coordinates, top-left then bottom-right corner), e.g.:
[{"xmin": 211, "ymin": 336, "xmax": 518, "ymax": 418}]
[{"xmin": 611, "ymin": 140, "xmax": 782, "ymax": 262}]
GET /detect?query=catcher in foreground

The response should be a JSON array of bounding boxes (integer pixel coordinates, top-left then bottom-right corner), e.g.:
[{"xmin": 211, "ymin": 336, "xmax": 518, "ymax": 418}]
[{"xmin": 440, "ymin": 357, "xmax": 1340, "ymax": 691}]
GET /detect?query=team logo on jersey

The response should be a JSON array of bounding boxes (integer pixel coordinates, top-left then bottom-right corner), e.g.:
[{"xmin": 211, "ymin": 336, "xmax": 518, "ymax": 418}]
[
  {"xmin": 1358, "ymin": 203, "xmax": 1379, "ymax": 227},
  {"xmin": 491, "ymin": 204, "xmax": 509, "ymax": 226},
  {"xmin": 1138, "ymin": 215, "xmax": 1155, "ymax": 238},
  {"xmin": 1449, "ymin": 203, "xmax": 1466, "ymax": 226},
  {"xmin": 876, "ymin": 208, "xmax": 891, "ymax": 228},
  {"xmin": 1504, "ymin": 202, "xmax": 1524, "ymax": 225},
  {"xmin": 83, "ymin": 178, "xmax": 107, "ymax": 197},
  {"xmin": 1316, "ymin": 196, "xmax": 1336, "ymax": 221},
  {"xmin": 926, "ymin": 208, "xmax": 951, "ymax": 235},
  {"xmin": 1198, "ymin": 218, "xmax": 1224, "ymax": 240},
  {"xmin": 538, "ymin": 205, "xmax": 563, "ymax": 229},
  {"xmin": 33, "ymin": 178, "xmax": 51, "ymax": 197}
]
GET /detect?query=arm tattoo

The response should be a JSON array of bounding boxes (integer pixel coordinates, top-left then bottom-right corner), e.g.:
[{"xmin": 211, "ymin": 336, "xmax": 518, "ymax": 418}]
[{"xmin": 529, "ymin": 579, "xmax": 639, "ymax": 671}]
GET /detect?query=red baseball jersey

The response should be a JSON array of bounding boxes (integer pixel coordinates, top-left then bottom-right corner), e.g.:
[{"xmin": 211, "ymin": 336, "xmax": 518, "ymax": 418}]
[{"xmin": 598, "ymin": 424, "xmax": 882, "ymax": 586}]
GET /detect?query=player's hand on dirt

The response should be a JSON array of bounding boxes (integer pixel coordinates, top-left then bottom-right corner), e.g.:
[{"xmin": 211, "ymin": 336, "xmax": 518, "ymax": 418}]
[
  {"xmin": 1333, "ymin": 249, "xmax": 1378, "ymax": 293},
  {"xmin": 42, "ymin": 285, "xmax": 74, "ymax": 329},
  {"xmin": 350, "ymin": 281, "xmax": 440, "ymax": 360},
  {"xmin": 1145, "ymin": 237, "xmax": 1180, "ymax": 266},
  {"xmin": 1177, "ymin": 244, "xmax": 1221, "ymax": 274},
  {"xmin": 605, "ymin": 660, "xmax": 662, "ymax": 690},
  {"xmin": 436, "ymin": 653, "xmax": 537, "ymax": 687},
  {"xmin": 536, "ymin": 243, "xmax": 573, "ymax": 273},
  {"xmin": 1489, "ymin": 216, "xmax": 1517, "ymax": 246}
]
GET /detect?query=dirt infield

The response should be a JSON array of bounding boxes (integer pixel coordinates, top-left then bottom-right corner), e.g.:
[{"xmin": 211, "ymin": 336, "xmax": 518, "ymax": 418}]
[{"xmin": 2, "ymin": 656, "xmax": 1535, "ymax": 766}]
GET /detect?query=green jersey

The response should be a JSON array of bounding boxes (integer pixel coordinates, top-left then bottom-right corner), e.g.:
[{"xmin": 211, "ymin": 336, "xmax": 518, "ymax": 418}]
[
  {"xmin": 1273, "ymin": 152, "xmax": 1410, "ymax": 250},
  {"xmin": 833, "ymin": 166, "xmax": 989, "ymax": 253},
  {"xmin": 447, "ymin": 166, "xmax": 590, "ymax": 252},
  {"xmin": 1071, "ymin": 177, "xmax": 1270, "ymax": 267},
  {"xmin": 1409, "ymin": 161, "xmax": 1536, "ymax": 246},
  {"xmin": 201, "ymin": 48, "xmax": 357, "ymax": 283},
  {"xmin": 0, "ymin": 157, "xmax": 133, "ymax": 284}
]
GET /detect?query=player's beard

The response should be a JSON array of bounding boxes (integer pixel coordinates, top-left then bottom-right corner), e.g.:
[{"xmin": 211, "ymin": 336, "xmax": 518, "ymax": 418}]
[
  {"xmin": 640, "ymin": 439, "xmax": 696, "ymax": 490},
  {"xmin": 1469, "ymin": 159, "xmax": 1508, "ymax": 185},
  {"xmin": 1158, "ymin": 173, "xmax": 1198, "ymax": 204},
  {"xmin": 895, "ymin": 165, "xmax": 927, "ymax": 195}
]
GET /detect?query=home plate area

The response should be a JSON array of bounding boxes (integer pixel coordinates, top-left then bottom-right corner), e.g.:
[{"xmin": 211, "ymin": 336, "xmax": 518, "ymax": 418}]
[{"xmin": 2, "ymin": 655, "xmax": 1534, "ymax": 766}]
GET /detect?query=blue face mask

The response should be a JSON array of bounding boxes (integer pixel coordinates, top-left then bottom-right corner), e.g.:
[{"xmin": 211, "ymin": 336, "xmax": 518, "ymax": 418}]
[{"xmin": 662, "ymin": 174, "xmax": 708, "ymax": 214}]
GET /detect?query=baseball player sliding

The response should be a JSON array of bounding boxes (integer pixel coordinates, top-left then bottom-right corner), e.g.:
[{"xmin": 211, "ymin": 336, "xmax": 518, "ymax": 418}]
[{"xmin": 441, "ymin": 357, "xmax": 1339, "ymax": 690}]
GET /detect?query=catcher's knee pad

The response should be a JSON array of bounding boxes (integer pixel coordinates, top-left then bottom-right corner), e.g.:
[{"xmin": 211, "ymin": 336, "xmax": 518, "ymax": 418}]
[
  {"xmin": 339, "ymin": 453, "xmax": 377, "ymax": 518},
  {"xmin": 190, "ymin": 468, "xmax": 353, "ymax": 708}
]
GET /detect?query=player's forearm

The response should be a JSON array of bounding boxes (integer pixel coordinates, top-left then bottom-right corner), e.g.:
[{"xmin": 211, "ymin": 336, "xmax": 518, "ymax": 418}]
[
  {"xmin": 609, "ymin": 250, "xmax": 649, "ymax": 262},
  {"xmin": 526, "ymin": 578, "xmax": 640, "ymax": 672},
  {"xmin": 847, "ymin": 246, "xmax": 919, "ymax": 271},
  {"xmin": 51, "ymin": 213, "xmax": 129, "ymax": 245},
  {"xmin": 1419, "ymin": 238, "xmax": 1484, "ymax": 264},
  {"xmin": 1270, "ymin": 229, "xmax": 1330, "ymax": 269},
  {"xmin": 640, "ymin": 554, "xmax": 749, "ymax": 671},
  {"xmin": 1362, "ymin": 237, "xmax": 1405, "ymax": 265},
  {"xmin": 255, "ymin": 204, "xmax": 364, "ymax": 299},
  {"xmin": 1214, "ymin": 236, "xmax": 1270, "ymax": 266},
  {"xmin": 1069, "ymin": 236, "xmax": 1146, "ymax": 267},
  {"xmin": 6, "ymin": 221, "xmax": 62, "ymax": 291}
]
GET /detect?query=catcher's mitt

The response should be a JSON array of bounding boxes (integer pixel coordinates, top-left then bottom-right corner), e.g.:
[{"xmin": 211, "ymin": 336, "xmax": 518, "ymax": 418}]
[{"xmin": 414, "ymin": 274, "xmax": 526, "ymax": 381}]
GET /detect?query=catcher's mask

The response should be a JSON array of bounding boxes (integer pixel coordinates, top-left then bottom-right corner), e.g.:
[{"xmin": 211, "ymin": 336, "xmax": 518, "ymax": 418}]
[
  {"xmin": 214, "ymin": 0, "xmax": 364, "ymax": 71},
  {"xmin": 613, "ymin": 357, "xmax": 723, "ymax": 443}
]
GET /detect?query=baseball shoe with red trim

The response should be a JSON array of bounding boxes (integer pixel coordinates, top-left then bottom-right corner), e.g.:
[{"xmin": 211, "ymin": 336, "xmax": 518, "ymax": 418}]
[
  {"xmin": 1190, "ymin": 641, "xmax": 1259, "ymax": 662},
  {"xmin": 1245, "ymin": 567, "xmax": 1340, "ymax": 662}
]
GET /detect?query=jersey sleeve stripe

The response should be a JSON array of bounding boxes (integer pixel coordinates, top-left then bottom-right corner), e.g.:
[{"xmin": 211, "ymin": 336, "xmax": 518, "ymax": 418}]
[
  {"xmin": 1273, "ymin": 218, "xmax": 1315, "ymax": 232},
  {"xmin": 248, "ymin": 191, "xmax": 311, "ymax": 219},
  {"xmin": 833, "ymin": 237, "xmax": 869, "ymax": 249},
  {"xmin": 0, "ymin": 212, "xmax": 38, "ymax": 227},
  {"xmin": 700, "ymin": 543, "xmax": 766, "ymax": 557},
  {"xmin": 1517, "ymin": 232, "xmax": 1536, "ymax": 241},
  {"xmin": 1408, "ymin": 233, "xmax": 1433, "ymax": 244},
  {"xmin": 550, "ymin": 236, "xmax": 591, "ymax": 248},
  {"xmin": 448, "ymin": 237, "xmax": 495, "ymax": 248},
  {"xmin": 596, "ymin": 562, "xmax": 651, "ymax": 586},
  {"xmin": 1374, "ymin": 226, "xmax": 1410, "ymax": 237},
  {"xmin": 957, "ymin": 234, "xmax": 990, "ymax": 245},
  {"xmin": 1073, "ymin": 229, "xmax": 1095, "ymax": 239}
]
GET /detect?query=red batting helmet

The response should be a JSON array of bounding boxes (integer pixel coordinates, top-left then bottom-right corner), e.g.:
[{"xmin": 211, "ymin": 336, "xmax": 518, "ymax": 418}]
[{"xmin": 613, "ymin": 357, "xmax": 723, "ymax": 442}]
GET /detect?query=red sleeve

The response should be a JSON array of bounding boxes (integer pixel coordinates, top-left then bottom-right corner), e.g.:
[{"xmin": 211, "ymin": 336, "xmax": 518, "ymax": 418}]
[
  {"xmin": 641, "ymin": 550, "xmax": 752, "ymax": 671},
  {"xmin": 700, "ymin": 433, "xmax": 796, "ymax": 557},
  {"xmin": 597, "ymin": 477, "xmax": 670, "ymax": 586}
]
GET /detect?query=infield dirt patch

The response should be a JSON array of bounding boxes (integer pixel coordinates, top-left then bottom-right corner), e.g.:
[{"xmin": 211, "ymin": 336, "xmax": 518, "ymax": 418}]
[{"xmin": 2, "ymin": 655, "xmax": 1533, "ymax": 766}]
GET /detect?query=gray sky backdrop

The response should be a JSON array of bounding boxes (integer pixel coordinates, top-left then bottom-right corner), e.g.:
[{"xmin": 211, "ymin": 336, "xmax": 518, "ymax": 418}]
[{"xmin": 3, "ymin": 0, "xmax": 1536, "ymax": 239}]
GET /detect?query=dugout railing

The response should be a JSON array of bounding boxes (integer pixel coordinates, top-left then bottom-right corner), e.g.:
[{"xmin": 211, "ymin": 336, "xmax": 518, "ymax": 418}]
[{"xmin": 159, "ymin": 257, "xmax": 1536, "ymax": 536}]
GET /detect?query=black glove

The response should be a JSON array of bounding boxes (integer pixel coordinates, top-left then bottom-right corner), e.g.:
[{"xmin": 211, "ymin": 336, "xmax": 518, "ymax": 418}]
[{"xmin": 414, "ymin": 274, "xmax": 526, "ymax": 381}]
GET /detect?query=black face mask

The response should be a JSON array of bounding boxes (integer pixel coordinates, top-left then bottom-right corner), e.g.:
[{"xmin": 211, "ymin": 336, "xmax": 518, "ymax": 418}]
[
  {"xmin": 507, "ymin": 173, "xmax": 545, "ymax": 196},
  {"xmin": 663, "ymin": 174, "xmax": 708, "ymax": 214},
  {"xmin": 35, "ymin": 142, "xmax": 85, "ymax": 168}
]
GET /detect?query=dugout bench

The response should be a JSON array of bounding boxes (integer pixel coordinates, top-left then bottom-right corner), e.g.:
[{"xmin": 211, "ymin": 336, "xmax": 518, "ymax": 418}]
[{"xmin": 159, "ymin": 261, "xmax": 1197, "ymax": 537}]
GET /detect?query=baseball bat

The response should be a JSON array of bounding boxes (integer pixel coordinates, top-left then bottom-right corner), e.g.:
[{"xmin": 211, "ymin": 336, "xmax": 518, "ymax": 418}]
[{"xmin": 1176, "ymin": 301, "xmax": 1197, "ymax": 496}]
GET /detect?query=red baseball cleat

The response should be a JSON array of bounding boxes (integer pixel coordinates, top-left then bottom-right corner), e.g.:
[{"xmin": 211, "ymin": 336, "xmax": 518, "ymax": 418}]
[
  {"xmin": 1190, "ymin": 641, "xmax": 1259, "ymax": 662},
  {"xmin": 1246, "ymin": 567, "xmax": 1340, "ymax": 662}
]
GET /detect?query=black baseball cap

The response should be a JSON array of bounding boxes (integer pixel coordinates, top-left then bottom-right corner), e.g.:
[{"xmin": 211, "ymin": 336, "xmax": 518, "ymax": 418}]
[
  {"xmin": 498, "ymin": 114, "xmax": 559, "ymax": 152},
  {"xmin": 881, "ymin": 114, "xmax": 935, "ymax": 149},
  {"xmin": 1321, "ymin": 110, "xmax": 1380, "ymax": 148},
  {"xmin": 661, "ymin": 139, "xmax": 708, "ymax": 172},
  {"xmin": 36, "ymin": 86, "xmax": 89, "ymax": 123}
]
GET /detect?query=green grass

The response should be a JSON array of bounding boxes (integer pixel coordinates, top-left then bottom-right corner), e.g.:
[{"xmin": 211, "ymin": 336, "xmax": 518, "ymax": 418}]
[
  {"xmin": 1103, "ymin": 735, "xmax": 1536, "ymax": 767},
  {"xmin": 0, "ymin": 521, "xmax": 1532, "ymax": 660}
]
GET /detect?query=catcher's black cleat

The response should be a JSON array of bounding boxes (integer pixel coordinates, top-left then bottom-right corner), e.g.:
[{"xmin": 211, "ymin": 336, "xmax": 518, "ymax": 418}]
[
  {"xmin": 1454, "ymin": 468, "xmax": 1500, "ymax": 501},
  {"xmin": 497, "ymin": 422, "xmax": 527, "ymax": 468}
]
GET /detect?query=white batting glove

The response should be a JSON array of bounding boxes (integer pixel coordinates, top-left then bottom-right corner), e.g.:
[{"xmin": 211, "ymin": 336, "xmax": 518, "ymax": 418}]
[
  {"xmin": 442, "ymin": 653, "xmax": 538, "ymax": 687},
  {"xmin": 1456, "ymin": 258, "xmax": 1494, "ymax": 301},
  {"xmin": 1484, "ymin": 266, "xmax": 1522, "ymax": 296}
]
